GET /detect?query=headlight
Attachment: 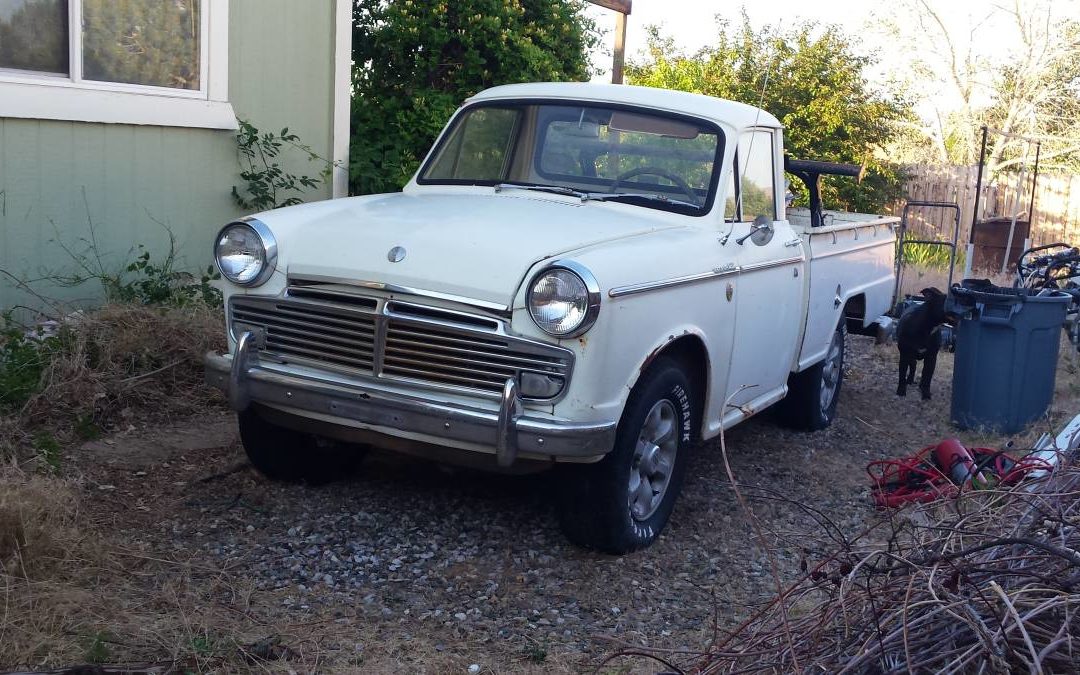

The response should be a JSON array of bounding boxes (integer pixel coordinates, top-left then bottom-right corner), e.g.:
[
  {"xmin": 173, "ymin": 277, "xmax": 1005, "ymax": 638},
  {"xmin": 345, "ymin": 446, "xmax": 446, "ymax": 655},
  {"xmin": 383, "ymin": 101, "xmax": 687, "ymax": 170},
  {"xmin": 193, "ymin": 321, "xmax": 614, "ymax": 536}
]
[
  {"xmin": 526, "ymin": 262, "xmax": 600, "ymax": 338},
  {"xmin": 214, "ymin": 219, "xmax": 277, "ymax": 286}
]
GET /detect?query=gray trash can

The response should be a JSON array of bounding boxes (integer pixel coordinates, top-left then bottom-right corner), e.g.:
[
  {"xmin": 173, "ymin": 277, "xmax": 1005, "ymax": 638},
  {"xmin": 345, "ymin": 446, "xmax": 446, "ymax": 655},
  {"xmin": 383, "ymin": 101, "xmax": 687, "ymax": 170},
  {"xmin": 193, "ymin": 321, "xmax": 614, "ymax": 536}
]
[{"xmin": 950, "ymin": 280, "xmax": 1070, "ymax": 434}]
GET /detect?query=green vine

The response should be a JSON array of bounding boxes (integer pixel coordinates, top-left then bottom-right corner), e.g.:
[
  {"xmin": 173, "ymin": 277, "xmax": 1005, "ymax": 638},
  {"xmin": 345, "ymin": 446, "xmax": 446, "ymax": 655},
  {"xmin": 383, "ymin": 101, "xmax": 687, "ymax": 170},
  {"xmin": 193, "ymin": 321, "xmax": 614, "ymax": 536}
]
[{"xmin": 232, "ymin": 120, "xmax": 338, "ymax": 211}]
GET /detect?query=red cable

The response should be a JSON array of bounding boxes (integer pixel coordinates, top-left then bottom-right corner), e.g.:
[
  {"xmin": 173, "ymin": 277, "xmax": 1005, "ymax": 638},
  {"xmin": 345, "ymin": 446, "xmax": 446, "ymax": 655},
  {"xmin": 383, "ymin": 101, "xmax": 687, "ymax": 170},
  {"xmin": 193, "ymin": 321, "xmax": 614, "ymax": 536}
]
[{"xmin": 868, "ymin": 442, "xmax": 1057, "ymax": 509}]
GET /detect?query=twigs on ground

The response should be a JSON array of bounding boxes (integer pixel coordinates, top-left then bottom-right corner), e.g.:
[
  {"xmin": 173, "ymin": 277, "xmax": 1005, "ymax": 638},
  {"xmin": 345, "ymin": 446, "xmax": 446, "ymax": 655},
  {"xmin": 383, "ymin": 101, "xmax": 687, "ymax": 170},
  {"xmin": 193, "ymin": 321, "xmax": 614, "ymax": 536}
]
[{"xmin": 605, "ymin": 466, "xmax": 1080, "ymax": 674}]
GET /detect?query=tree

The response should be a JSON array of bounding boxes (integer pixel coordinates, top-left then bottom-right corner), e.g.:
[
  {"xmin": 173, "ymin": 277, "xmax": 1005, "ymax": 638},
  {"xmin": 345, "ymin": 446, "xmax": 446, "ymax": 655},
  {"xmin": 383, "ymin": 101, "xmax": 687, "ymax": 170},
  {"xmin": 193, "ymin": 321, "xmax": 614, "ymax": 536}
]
[
  {"xmin": 884, "ymin": 0, "xmax": 1080, "ymax": 173},
  {"xmin": 627, "ymin": 16, "xmax": 915, "ymax": 213},
  {"xmin": 350, "ymin": 0, "xmax": 600, "ymax": 196}
]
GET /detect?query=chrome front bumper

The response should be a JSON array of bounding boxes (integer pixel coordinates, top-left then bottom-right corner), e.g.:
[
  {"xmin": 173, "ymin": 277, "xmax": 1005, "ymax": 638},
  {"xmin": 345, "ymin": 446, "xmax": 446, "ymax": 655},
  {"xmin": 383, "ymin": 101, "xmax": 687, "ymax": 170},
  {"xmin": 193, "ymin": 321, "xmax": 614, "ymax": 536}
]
[{"xmin": 204, "ymin": 332, "xmax": 615, "ymax": 466}]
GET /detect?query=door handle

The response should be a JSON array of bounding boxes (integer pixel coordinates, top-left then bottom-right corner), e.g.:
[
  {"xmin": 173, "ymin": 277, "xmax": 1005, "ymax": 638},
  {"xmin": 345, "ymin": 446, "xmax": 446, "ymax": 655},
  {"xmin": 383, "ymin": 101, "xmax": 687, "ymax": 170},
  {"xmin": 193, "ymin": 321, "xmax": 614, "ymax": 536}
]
[{"xmin": 784, "ymin": 238, "xmax": 802, "ymax": 248}]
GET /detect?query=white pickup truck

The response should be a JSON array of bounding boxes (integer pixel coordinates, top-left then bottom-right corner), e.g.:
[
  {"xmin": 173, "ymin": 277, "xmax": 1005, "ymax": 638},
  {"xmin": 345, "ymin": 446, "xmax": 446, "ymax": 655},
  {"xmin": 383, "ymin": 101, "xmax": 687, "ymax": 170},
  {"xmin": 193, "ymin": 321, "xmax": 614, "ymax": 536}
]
[{"xmin": 205, "ymin": 83, "xmax": 897, "ymax": 553}]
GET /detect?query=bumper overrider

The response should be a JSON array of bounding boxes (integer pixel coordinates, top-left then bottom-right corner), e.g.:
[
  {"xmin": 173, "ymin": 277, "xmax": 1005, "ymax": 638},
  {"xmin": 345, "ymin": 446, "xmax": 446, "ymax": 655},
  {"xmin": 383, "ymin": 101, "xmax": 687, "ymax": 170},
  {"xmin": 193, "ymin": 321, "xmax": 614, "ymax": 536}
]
[{"xmin": 205, "ymin": 331, "xmax": 616, "ymax": 467}]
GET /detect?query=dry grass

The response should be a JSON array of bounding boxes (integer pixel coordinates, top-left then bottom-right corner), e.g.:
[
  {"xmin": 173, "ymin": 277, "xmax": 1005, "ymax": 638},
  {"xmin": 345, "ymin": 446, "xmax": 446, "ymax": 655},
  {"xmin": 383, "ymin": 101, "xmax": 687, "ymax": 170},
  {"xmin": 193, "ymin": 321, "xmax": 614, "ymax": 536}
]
[
  {"xmin": 2, "ymin": 303, "xmax": 226, "ymax": 458},
  {"xmin": 0, "ymin": 465, "xmax": 102, "ymax": 667},
  {"xmin": 0, "ymin": 459, "xmax": 583, "ymax": 672},
  {"xmin": 0, "ymin": 463, "xmax": 318, "ymax": 672},
  {"xmin": 0, "ymin": 465, "xmax": 84, "ymax": 580}
]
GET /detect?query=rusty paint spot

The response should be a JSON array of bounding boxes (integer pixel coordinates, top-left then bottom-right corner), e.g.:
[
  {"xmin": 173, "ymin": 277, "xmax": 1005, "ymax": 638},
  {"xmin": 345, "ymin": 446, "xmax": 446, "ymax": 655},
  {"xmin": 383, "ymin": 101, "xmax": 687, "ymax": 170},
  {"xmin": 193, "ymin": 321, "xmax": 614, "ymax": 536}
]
[
  {"xmin": 639, "ymin": 343, "xmax": 667, "ymax": 377},
  {"xmin": 578, "ymin": 336, "xmax": 588, "ymax": 348}
]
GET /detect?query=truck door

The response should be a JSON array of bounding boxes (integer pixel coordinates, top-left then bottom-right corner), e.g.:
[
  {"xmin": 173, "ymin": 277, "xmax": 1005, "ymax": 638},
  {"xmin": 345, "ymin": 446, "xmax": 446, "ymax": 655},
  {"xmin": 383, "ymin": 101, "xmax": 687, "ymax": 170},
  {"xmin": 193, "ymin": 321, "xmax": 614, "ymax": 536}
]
[{"xmin": 724, "ymin": 128, "xmax": 804, "ymax": 412}]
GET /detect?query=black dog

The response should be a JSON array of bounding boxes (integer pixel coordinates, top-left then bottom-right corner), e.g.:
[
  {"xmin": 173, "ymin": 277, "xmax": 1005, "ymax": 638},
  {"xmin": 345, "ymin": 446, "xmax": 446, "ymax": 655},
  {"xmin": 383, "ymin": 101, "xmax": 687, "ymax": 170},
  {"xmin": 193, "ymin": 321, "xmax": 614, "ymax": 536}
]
[{"xmin": 896, "ymin": 287, "xmax": 948, "ymax": 400}]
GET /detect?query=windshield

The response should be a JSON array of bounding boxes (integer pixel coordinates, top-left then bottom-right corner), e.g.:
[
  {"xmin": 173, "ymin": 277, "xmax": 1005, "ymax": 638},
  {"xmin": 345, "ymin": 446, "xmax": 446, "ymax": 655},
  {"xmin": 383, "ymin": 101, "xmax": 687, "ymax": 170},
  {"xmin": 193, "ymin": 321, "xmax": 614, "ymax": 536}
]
[{"xmin": 419, "ymin": 102, "xmax": 724, "ymax": 216}]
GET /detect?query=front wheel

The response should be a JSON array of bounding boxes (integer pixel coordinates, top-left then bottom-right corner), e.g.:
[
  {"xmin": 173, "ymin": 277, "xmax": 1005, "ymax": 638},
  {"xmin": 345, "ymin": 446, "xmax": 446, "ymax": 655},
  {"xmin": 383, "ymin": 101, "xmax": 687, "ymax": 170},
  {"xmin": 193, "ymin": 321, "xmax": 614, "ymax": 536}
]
[
  {"xmin": 557, "ymin": 357, "xmax": 694, "ymax": 554},
  {"xmin": 238, "ymin": 408, "xmax": 367, "ymax": 485},
  {"xmin": 778, "ymin": 324, "xmax": 845, "ymax": 431}
]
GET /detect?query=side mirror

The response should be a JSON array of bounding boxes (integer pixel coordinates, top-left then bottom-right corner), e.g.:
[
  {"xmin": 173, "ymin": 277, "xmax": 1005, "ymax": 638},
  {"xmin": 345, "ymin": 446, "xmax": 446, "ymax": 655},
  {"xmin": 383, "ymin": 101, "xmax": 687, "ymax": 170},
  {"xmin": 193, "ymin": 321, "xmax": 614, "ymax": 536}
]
[{"xmin": 736, "ymin": 214, "xmax": 775, "ymax": 246}]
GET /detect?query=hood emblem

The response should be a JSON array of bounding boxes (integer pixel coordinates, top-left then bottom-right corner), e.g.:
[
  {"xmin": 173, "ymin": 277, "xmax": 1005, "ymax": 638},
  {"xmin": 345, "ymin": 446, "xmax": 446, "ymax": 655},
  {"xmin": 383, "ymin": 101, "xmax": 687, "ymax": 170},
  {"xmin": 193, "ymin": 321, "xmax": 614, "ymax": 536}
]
[{"xmin": 387, "ymin": 246, "xmax": 407, "ymax": 263}]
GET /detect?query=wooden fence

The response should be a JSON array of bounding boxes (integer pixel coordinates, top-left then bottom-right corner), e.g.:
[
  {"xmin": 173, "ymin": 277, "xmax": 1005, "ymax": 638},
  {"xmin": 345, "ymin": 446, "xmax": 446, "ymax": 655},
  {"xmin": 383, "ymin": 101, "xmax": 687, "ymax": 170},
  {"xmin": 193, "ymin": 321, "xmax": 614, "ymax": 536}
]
[{"xmin": 889, "ymin": 164, "xmax": 1080, "ymax": 248}]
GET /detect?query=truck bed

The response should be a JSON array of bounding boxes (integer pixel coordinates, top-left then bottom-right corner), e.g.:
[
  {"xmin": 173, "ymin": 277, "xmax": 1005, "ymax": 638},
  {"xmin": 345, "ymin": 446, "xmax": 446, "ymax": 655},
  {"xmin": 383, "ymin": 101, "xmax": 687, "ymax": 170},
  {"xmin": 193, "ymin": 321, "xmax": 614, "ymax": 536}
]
[{"xmin": 788, "ymin": 207, "xmax": 899, "ymax": 371}]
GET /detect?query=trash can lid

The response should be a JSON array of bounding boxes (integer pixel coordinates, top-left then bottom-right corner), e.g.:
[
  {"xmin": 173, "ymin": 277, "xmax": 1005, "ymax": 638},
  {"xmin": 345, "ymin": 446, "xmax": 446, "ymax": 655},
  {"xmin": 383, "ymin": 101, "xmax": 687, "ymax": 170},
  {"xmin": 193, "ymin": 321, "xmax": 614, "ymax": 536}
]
[{"xmin": 950, "ymin": 278, "xmax": 1072, "ymax": 307}]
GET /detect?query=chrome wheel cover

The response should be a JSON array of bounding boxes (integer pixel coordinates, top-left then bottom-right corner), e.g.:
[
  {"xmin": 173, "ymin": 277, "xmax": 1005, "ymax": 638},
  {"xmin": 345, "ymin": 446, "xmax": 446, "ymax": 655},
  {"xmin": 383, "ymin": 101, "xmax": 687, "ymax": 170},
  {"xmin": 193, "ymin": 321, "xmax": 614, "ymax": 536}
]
[
  {"xmin": 628, "ymin": 399, "xmax": 678, "ymax": 521},
  {"xmin": 819, "ymin": 331, "xmax": 843, "ymax": 415}
]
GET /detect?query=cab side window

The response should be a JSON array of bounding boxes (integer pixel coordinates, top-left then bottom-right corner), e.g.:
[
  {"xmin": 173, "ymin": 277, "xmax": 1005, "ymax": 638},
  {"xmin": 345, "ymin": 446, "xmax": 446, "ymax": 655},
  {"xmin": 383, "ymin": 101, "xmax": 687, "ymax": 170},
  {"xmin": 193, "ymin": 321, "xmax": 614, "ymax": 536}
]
[
  {"xmin": 426, "ymin": 108, "xmax": 519, "ymax": 181},
  {"xmin": 735, "ymin": 130, "xmax": 776, "ymax": 222}
]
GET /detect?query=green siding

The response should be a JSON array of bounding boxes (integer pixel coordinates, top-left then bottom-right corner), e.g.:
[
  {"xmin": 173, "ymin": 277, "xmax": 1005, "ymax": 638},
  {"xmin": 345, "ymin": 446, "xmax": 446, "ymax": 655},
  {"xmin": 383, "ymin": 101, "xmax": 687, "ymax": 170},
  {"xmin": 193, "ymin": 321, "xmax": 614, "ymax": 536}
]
[{"xmin": 0, "ymin": 0, "xmax": 338, "ymax": 310}]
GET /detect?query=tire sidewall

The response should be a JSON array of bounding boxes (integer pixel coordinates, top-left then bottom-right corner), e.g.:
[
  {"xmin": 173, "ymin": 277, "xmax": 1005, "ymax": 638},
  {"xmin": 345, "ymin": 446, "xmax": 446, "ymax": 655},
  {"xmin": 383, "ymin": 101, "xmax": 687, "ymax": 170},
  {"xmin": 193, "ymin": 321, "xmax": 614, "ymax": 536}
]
[
  {"xmin": 817, "ymin": 325, "xmax": 846, "ymax": 428},
  {"xmin": 604, "ymin": 360, "xmax": 694, "ymax": 550}
]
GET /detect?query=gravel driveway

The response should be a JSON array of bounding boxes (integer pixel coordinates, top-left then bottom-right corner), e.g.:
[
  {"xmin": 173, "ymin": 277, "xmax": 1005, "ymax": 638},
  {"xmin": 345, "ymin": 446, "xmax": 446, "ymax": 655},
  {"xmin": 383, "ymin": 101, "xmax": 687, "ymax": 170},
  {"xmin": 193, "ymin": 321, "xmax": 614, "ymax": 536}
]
[{"xmin": 74, "ymin": 334, "xmax": 1059, "ymax": 671}]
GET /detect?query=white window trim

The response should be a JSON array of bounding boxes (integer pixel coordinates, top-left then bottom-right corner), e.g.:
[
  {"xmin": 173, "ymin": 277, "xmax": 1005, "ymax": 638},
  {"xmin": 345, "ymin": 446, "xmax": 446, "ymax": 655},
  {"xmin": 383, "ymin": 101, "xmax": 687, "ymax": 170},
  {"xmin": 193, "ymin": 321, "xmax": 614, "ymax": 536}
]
[
  {"xmin": 0, "ymin": 0, "xmax": 235, "ymax": 129},
  {"xmin": 332, "ymin": 0, "xmax": 352, "ymax": 198}
]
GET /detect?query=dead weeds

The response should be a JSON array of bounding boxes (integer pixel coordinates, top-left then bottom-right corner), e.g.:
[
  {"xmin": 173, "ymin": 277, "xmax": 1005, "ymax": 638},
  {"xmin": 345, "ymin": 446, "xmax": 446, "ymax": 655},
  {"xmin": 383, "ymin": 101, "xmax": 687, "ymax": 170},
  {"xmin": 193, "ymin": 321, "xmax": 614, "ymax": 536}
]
[
  {"xmin": 1, "ymin": 303, "xmax": 225, "ymax": 460},
  {"xmin": 0, "ymin": 465, "xmax": 102, "ymax": 667},
  {"xmin": 0, "ymin": 464, "xmax": 316, "ymax": 672}
]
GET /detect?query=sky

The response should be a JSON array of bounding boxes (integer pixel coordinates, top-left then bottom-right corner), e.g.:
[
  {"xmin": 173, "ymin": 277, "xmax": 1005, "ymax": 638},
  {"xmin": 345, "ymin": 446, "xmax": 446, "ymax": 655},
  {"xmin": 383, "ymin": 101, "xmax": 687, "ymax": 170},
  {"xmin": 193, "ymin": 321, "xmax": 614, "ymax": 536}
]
[
  {"xmin": 586, "ymin": 0, "xmax": 881, "ymax": 69},
  {"xmin": 583, "ymin": 0, "xmax": 1076, "ymax": 121}
]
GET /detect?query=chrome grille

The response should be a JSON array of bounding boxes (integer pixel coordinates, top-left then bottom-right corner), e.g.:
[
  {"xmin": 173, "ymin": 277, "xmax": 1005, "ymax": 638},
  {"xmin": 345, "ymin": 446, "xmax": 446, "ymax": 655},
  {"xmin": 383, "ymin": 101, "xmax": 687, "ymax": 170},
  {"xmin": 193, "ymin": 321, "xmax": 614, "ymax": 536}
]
[
  {"xmin": 231, "ymin": 296, "xmax": 377, "ymax": 374},
  {"xmin": 228, "ymin": 289, "xmax": 573, "ymax": 399},
  {"xmin": 383, "ymin": 320, "xmax": 570, "ymax": 392}
]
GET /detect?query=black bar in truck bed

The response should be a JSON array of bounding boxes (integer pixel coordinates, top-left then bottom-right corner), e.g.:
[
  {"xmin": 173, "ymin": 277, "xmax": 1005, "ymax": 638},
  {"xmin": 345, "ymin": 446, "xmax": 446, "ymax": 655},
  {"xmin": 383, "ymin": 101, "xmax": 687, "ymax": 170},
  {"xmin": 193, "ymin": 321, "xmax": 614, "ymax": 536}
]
[{"xmin": 784, "ymin": 157, "xmax": 864, "ymax": 228}]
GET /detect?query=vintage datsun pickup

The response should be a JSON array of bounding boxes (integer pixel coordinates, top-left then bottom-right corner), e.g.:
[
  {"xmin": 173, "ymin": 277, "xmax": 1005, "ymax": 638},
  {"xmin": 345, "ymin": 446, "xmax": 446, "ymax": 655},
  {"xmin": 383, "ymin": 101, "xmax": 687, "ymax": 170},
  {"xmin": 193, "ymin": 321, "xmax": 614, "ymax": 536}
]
[{"xmin": 206, "ymin": 83, "xmax": 897, "ymax": 553}]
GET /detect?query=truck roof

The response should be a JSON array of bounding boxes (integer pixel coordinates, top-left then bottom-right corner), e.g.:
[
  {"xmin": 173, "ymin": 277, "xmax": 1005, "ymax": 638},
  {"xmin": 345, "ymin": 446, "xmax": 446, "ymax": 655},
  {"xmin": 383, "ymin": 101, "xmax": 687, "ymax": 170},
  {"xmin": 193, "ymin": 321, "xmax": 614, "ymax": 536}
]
[{"xmin": 470, "ymin": 82, "xmax": 782, "ymax": 132}]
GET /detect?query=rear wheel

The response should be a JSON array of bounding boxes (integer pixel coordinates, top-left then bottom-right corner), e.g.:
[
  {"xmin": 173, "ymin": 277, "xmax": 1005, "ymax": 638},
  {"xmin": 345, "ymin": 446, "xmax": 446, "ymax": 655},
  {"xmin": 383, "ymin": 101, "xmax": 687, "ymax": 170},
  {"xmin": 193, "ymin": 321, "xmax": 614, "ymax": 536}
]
[
  {"xmin": 558, "ymin": 357, "xmax": 694, "ymax": 554},
  {"xmin": 778, "ymin": 324, "xmax": 845, "ymax": 431},
  {"xmin": 238, "ymin": 408, "xmax": 367, "ymax": 485}
]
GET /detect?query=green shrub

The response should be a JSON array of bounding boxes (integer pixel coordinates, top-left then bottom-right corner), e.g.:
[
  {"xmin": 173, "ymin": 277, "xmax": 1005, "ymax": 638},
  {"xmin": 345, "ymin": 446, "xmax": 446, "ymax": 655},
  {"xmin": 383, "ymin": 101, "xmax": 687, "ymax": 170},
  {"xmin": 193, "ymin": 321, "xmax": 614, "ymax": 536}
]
[
  {"xmin": 232, "ymin": 120, "xmax": 335, "ymax": 211},
  {"xmin": 350, "ymin": 0, "xmax": 599, "ymax": 195},
  {"xmin": 0, "ymin": 312, "xmax": 67, "ymax": 412},
  {"xmin": 900, "ymin": 241, "xmax": 964, "ymax": 270},
  {"xmin": 51, "ymin": 228, "xmax": 222, "ymax": 308},
  {"xmin": 627, "ymin": 16, "xmax": 914, "ymax": 214}
]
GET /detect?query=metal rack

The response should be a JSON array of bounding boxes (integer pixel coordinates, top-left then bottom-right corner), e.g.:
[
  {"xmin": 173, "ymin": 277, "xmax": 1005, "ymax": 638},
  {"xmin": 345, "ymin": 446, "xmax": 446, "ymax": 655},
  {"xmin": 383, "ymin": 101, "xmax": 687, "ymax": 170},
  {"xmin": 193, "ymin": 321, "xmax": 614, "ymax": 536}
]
[{"xmin": 892, "ymin": 200, "xmax": 962, "ymax": 310}]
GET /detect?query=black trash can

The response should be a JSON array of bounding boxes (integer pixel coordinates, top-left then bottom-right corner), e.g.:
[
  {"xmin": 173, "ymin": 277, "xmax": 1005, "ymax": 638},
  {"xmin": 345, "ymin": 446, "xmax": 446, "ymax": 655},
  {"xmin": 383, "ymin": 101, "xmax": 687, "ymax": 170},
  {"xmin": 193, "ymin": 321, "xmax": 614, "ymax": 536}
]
[{"xmin": 950, "ymin": 280, "xmax": 1070, "ymax": 434}]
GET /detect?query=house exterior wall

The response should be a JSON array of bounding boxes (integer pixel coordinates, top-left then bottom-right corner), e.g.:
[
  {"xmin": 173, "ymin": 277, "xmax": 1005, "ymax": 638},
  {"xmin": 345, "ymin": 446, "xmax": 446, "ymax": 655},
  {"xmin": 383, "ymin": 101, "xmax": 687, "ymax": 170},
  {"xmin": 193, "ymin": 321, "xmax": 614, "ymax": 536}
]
[{"xmin": 0, "ymin": 0, "xmax": 341, "ymax": 311}]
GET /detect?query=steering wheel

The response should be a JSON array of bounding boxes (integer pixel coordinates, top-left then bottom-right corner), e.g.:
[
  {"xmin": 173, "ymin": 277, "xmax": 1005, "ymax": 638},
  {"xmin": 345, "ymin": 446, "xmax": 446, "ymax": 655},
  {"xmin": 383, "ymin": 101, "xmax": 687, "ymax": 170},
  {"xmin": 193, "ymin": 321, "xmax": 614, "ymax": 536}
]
[{"xmin": 609, "ymin": 166, "xmax": 698, "ymax": 203}]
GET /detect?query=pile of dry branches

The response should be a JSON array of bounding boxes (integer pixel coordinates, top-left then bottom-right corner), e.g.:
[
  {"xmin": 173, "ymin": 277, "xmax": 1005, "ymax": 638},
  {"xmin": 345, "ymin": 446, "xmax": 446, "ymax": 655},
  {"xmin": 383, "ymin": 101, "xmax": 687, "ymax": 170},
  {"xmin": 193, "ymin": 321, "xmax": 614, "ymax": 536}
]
[
  {"xmin": 610, "ymin": 466, "xmax": 1080, "ymax": 674},
  {"xmin": 2, "ymin": 303, "xmax": 225, "ymax": 455}
]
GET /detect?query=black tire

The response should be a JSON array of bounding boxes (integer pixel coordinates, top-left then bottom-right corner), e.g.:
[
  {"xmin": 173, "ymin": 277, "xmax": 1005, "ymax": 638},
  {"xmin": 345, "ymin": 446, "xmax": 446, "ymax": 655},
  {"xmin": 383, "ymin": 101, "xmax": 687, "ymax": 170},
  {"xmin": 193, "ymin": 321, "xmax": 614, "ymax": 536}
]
[
  {"xmin": 237, "ymin": 408, "xmax": 367, "ymax": 485},
  {"xmin": 777, "ymin": 324, "xmax": 845, "ymax": 431},
  {"xmin": 557, "ymin": 357, "xmax": 694, "ymax": 554}
]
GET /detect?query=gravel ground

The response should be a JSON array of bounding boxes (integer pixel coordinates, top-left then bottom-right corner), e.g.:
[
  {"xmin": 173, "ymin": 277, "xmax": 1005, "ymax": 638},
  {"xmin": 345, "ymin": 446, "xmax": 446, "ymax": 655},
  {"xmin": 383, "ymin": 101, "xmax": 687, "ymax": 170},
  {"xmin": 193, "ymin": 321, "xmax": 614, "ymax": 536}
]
[{"xmin": 70, "ymin": 335, "xmax": 1078, "ymax": 671}]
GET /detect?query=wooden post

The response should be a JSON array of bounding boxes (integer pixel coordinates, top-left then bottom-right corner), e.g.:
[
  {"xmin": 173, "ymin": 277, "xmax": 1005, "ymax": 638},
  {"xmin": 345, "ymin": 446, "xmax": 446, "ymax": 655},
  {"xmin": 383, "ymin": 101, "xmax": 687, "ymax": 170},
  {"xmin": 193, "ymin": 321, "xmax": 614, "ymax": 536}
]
[
  {"xmin": 613, "ymin": 11, "xmax": 627, "ymax": 84},
  {"xmin": 585, "ymin": 0, "xmax": 632, "ymax": 84}
]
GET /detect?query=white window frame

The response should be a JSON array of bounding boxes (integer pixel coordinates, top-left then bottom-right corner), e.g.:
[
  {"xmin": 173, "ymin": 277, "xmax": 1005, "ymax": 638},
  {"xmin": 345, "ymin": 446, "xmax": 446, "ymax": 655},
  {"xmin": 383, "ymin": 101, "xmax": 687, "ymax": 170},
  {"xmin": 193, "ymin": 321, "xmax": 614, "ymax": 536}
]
[{"xmin": 0, "ymin": 0, "xmax": 235, "ymax": 129}]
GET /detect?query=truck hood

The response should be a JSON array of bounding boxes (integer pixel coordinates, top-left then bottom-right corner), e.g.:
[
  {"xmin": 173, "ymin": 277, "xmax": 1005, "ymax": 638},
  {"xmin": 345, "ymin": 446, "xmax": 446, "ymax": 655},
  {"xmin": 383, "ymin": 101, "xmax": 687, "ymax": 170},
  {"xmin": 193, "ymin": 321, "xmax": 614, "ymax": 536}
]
[{"xmin": 274, "ymin": 192, "xmax": 682, "ymax": 308}]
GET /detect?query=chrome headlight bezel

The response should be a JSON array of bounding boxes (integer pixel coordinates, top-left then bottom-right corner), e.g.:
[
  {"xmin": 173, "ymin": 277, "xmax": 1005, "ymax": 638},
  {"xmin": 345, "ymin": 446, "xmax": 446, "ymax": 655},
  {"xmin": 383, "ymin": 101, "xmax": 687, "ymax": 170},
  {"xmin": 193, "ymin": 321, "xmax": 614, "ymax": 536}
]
[
  {"xmin": 213, "ymin": 218, "xmax": 277, "ymax": 287},
  {"xmin": 526, "ymin": 260, "xmax": 601, "ymax": 339}
]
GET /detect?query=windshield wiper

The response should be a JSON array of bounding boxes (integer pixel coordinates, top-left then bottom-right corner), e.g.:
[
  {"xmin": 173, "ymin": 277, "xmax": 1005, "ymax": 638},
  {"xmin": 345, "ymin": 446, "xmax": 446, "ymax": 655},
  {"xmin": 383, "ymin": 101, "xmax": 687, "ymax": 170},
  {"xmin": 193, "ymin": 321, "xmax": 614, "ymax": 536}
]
[
  {"xmin": 494, "ymin": 183, "xmax": 699, "ymax": 210},
  {"xmin": 493, "ymin": 182, "xmax": 592, "ymax": 200},
  {"xmin": 585, "ymin": 192, "xmax": 701, "ymax": 209}
]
